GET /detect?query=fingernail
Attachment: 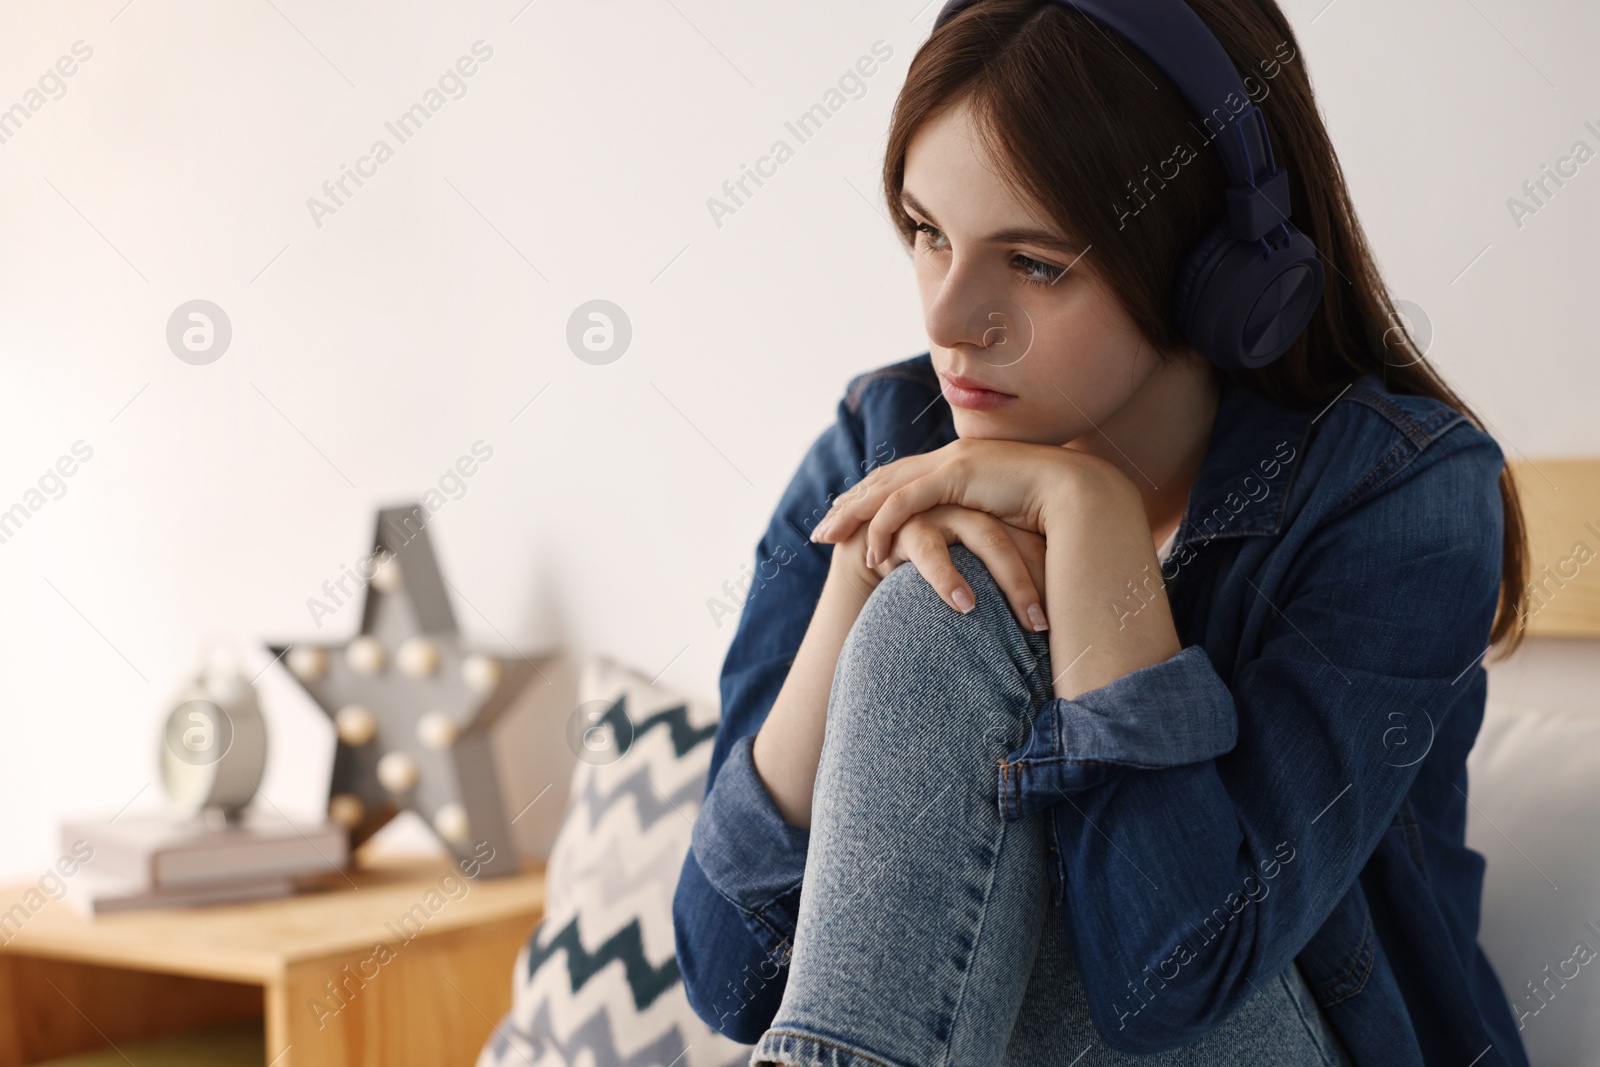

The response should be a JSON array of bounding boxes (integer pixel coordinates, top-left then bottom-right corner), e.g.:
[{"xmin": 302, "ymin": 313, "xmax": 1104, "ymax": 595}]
[
  {"xmin": 1027, "ymin": 603, "xmax": 1049, "ymax": 631},
  {"xmin": 810, "ymin": 520, "xmax": 831, "ymax": 542},
  {"xmin": 865, "ymin": 545, "xmax": 877, "ymax": 568},
  {"xmin": 951, "ymin": 587, "xmax": 975, "ymax": 613}
]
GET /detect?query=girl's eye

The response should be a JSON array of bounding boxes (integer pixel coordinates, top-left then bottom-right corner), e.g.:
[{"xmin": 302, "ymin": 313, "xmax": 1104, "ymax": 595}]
[
  {"xmin": 1014, "ymin": 252, "xmax": 1066, "ymax": 286},
  {"xmin": 912, "ymin": 220, "xmax": 1069, "ymax": 287},
  {"xmin": 912, "ymin": 221, "xmax": 948, "ymax": 251}
]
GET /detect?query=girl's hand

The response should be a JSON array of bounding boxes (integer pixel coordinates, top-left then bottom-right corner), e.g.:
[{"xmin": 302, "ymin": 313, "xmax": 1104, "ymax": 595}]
[
  {"xmin": 865, "ymin": 504, "xmax": 1050, "ymax": 631},
  {"xmin": 812, "ymin": 438, "xmax": 1181, "ymax": 699},
  {"xmin": 809, "ymin": 438, "xmax": 1104, "ymax": 558}
]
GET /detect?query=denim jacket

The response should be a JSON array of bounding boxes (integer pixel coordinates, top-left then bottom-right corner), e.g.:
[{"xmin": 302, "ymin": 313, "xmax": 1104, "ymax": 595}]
[{"xmin": 673, "ymin": 352, "xmax": 1528, "ymax": 1066}]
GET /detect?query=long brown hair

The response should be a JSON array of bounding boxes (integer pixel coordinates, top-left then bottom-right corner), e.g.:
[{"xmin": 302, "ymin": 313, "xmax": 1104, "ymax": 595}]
[{"xmin": 881, "ymin": 0, "xmax": 1528, "ymax": 658}]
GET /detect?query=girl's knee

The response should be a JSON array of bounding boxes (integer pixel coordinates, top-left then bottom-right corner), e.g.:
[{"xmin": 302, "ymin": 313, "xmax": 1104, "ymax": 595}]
[
  {"xmin": 855, "ymin": 543, "xmax": 1033, "ymax": 657},
  {"xmin": 838, "ymin": 544, "xmax": 1051, "ymax": 720}
]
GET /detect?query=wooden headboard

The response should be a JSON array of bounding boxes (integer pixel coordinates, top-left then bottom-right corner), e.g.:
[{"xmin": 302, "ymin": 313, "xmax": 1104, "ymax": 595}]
[{"xmin": 1510, "ymin": 458, "xmax": 1600, "ymax": 638}]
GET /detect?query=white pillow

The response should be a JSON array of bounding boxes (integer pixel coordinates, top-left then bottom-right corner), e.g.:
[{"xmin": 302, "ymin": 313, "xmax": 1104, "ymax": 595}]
[
  {"xmin": 1467, "ymin": 698, "xmax": 1600, "ymax": 1066},
  {"xmin": 476, "ymin": 654, "xmax": 752, "ymax": 1067}
]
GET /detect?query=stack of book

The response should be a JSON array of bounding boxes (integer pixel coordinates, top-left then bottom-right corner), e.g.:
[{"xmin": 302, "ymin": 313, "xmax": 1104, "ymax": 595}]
[{"xmin": 59, "ymin": 807, "xmax": 349, "ymax": 916}]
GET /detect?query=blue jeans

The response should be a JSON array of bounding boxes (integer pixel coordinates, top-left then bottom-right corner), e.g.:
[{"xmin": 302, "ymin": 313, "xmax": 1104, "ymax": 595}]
[{"xmin": 751, "ymin": 545, "xmax": 1354, "ymax": 1067}]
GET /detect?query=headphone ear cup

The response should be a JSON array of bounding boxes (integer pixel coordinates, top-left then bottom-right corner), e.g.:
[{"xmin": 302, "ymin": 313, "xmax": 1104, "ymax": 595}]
[
  {"xmin": 1172, "ymin": 223, "xmax": 1235, "ymax": 344},
  {"xmin": 1173, "ymin": 224, "xmax": 1325, "ymax": 372}
]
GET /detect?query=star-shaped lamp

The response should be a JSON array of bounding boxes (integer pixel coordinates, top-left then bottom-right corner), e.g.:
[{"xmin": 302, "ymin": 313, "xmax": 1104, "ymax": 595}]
[{"xmin": 269, "ymin": 504, "xmax": 534, "ymax": 878}]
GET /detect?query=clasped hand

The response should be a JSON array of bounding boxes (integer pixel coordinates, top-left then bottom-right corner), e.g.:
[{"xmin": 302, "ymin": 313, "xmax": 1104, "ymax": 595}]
[{"xmin": 809, "ymin": 438, "xmax": 1150, "ymax": 635}]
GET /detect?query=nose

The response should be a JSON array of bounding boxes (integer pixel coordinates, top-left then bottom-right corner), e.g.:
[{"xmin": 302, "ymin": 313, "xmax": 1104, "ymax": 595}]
[
  {"xmin": 925, "ymin": 261, "xmax": 1032, "ymax": 365},
  {"xmin": 924, "ymin": 257, "xmax": 999, "ymax": 353}
]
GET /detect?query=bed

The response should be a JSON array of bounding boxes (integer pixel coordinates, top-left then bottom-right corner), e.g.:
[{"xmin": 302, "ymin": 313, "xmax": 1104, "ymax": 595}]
[{"xmin": 1468, "ymin": 458, "xmax": 1600, "ymax": 1066}]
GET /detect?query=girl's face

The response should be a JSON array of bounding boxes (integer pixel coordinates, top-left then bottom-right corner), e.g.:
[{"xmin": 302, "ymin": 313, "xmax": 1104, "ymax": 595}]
[{"xmin": 902, "ymin": 97, "xmax": 1199, "ymax": 448}]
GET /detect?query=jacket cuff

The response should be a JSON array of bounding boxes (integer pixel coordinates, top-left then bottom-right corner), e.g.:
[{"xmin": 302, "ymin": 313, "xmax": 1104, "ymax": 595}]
[
  {"xmin": 690, "ymin": 733, "xmax": 810, "ymax": 953},
  {"xmin": 998, "ymin": 644, "xmax": 1238, "ymax": 820}
]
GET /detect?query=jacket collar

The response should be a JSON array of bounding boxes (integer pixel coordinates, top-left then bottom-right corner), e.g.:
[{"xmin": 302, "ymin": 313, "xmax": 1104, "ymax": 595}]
[{"xmin": 1171, "ymin": 372, "xmax": 1320, "ymax": 553}]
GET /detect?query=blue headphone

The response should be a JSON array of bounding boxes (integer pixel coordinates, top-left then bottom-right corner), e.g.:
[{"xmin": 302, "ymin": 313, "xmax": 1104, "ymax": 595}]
[{"xmin": 931, "ymin": 0, "xmax": 1324, "ymax": 371}]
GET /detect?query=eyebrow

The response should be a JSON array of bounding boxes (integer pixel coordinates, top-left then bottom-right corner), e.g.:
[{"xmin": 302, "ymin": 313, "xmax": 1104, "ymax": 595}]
[{"xmin": 900, "ymin": 189, "xmax": 1085, "ymax": 256}]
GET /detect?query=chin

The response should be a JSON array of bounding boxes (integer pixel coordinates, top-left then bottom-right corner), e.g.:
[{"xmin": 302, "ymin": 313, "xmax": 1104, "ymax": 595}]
[
  {"xmin": 956, "ymin": 410, "xmax": 1080, "ymax": 447},
  {"xmin": 951, "ymin": 410, "xmax": 1026, "ymax": 441}
]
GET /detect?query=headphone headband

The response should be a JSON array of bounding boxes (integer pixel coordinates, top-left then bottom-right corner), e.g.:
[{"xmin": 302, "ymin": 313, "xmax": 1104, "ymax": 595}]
[{"xmin": 932, "ymin": 0, "xmax": 1284, "ymax": 240}]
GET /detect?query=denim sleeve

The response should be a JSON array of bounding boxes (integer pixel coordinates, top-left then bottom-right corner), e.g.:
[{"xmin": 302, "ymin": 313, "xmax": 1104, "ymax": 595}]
[
  {"xmin": 673, "ymin": 736, "xmax": 809, "ymax": 1040},
  {"xmin": 997, "ymin": 644, "xmax": 1238, "ymax": 818},
  {"xmin": 674, "ymin": 387, "xmax": 882, "ymax": 1043},
  {"xmin": 997, "ymin": 430, "xmax": 1506, "ymax": 1055},
  {"xmin": 692, "ymin": 734, "xmax": 810, "ymax": 946}
]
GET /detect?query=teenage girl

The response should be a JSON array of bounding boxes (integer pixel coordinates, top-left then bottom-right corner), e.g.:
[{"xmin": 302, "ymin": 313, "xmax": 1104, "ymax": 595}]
[{"xmin": 674, "ymin": 2, "xmax": 1531, "ymax": 1064}]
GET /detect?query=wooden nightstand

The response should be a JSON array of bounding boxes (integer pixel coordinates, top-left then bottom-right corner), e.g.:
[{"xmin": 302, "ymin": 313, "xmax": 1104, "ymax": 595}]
[{"xmin": 0, "ymin": 858, "xmax": 544, "ymax": 1066}]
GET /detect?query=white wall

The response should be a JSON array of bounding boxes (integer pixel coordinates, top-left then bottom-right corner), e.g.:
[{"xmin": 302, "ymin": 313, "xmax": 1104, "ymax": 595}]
[{"xmin": 0, "ymin": 0, "xmax": 1594, "ymax": 883}]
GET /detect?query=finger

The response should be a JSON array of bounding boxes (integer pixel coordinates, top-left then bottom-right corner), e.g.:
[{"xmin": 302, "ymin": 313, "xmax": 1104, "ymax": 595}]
[
  {"xmin": 894, "ymin": 517, "xmax": 979, "ymax": 615},
  {"xmin": 810, "ymin": 454, "xmax": 934, "ymax": 544},
  {"xmin": 864, "ymin": 467, "xmax": 972, "ymax": 570},
  {"xmin": 938, "ymin": 510, "xmax": 1049, "ymax": 632},
  {"xmin": 868, "ymin": 522, "xmax": 914, "ymax": 580},
  {"xmin": 997, "ymin": 523, "xmax": 1049, "ymax": 604},
  {"xmin": 807, "ymin": 460, "xmax": 896, "ymax": 544}
]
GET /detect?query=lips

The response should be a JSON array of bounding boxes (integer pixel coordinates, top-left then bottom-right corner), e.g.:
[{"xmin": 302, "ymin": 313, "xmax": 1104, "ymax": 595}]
[
  {"xmin": 938, "ymin": 371, "xmax": 1018, "ymax": 412},
  {"xmin": 942, "ymin": 373, "xmax": 1014, "ymax": 396}
]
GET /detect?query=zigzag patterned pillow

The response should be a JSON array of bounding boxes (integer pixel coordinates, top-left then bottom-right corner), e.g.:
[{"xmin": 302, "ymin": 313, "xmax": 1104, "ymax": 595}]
[{"xmin": 476, "ymin": 655, "xmax": 753, "ymax": 1067}]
